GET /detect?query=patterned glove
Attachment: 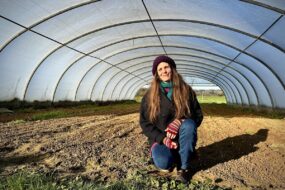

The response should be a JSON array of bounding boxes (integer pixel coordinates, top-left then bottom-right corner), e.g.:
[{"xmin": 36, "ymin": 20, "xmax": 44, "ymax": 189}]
[
  {"xmin": 163, "ymin": 137, "xmax": 177, "ymax": 149},
  {"xmin": 165, "ymin": 119, "xmax": 181, "ymax": 137}
]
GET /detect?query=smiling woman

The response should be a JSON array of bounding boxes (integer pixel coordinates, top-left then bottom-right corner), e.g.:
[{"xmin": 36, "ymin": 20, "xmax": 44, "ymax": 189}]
[
  {"xmin": 156, "ymin": 62, "xmax": 172, "ymax": 82},
  {"xmin": 139, "ymin": 55, "xmax": 203, "ymax": 183}
]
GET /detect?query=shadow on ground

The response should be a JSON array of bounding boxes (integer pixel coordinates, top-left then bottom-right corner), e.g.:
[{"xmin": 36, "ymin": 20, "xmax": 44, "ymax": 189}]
[
  {"xmin": 146, "ymin": 129, "xmax": 269, "ymax": 183},
  {"xmin": 0, "ymin": 138, "xmax": 53, "ymax": 173},
  {"xmin": 0, "ymin": 152, "xmax": 51, "ymax": 173},
  {"xmin": 191, "ymin": 129, "xmax": 268, "ymax": 174}
]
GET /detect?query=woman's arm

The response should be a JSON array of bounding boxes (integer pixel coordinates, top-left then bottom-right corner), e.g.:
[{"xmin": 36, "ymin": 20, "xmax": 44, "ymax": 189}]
[
  {"xmin": 139, "ymin": 96, "xmax": 166, "ymax": 144},
  {"xmin": 190, "ymin": 91, "xmax": 203, "ymax": 127}
]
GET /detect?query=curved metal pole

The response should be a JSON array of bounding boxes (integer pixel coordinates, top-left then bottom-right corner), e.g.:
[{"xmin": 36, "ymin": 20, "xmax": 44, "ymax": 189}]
[
  {"xmin": 129, "ymin": 74, "xmax": 230, "ymax": 104},
  {"xmin": 107, "ymin": 48, "xmax": 271, "ymax": 105},
  {"xmin": 0, "ymin": 0, "xmax": 101, "ymax": 52},
  {"xmin": 127, "ymin": 71, "xmax": 235, "ymax": 104},
  {"xmin": 101, "ymin": 48, "xmax": 258, "ymax": 105},
  {"xmin": 6, "ymin": 19, "xmax": 280, "ymax": 100},
  {"xmin": 116, "ymin": 61, "xmax": 249, "ymax": 104},
  {"xmin": 121, "ymin": 68, "xmax": 239, "ymax": 104},
  {"xmin": 0, "ymin": 20, "xmax": 276, "ymax": 99},
  {"xmin": 4, "ymin": 20, "xmax": 277, "ymax": 101}
]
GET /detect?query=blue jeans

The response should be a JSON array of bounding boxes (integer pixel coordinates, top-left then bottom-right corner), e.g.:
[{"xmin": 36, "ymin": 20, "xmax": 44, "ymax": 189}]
[{"xmin": 151, "ymin": 119, "xmax": 197, "ymax": 170}]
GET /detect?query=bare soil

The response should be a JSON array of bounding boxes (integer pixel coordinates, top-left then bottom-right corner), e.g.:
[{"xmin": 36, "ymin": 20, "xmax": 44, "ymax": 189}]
[{"xmin": 0, "ymin": 104, "xmax": 284, "ymax": 189}]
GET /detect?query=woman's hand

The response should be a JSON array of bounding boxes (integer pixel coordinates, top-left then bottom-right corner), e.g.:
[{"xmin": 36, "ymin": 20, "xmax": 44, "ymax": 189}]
[
  {"xmin": 163, "ymin": 137, "xmax": 178, "ymax": 149},
  {"xmin": 166, "ymin": 131, "xmax": 176, "ymax": 139},
  {"xmin": 165, "ymin": 119, "xmax": 181, "ymax": 139}
]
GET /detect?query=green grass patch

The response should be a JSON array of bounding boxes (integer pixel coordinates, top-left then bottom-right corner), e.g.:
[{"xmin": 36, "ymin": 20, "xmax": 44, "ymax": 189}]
[
  {"xmin": 1, "ymin": 102, "xmax": 140, "ymax": 122},
  {"xmin": 123, "ymin": 170, "xmax": 229, "ymax": 190},
  {"xmin": 4, "ymin": 98, "xmax": 284, "ymax": 122},
  {"xmin": 0, "ymin": 170, "xmax": 102, "ymax": 190},
  {"xmin": 0, "ymin": 171, "xmax": 57, "ymax": 190},
  {"xmin": 9, "ymin": 119, "xmax": 26, "ymax": 124},
  {"xmin": 31, "ymin": 111, "xmax": 68, "ymax": 121},
  {"xmin": 134, "ymin": 95, "xmax": 143, "ymax": 103},
  {"xmin": 197, "ymin": 95, "xmax": 226, "ymax": 104},
  {"xmin": 0, "ymin": 170, "xmax": 230, "ymax": 190}
]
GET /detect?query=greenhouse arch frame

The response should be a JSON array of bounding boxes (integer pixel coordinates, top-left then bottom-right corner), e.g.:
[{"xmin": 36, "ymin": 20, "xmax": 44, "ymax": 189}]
[{"xmin": 0, "ymin": 0, "xmax": 284, "ymax": 108}]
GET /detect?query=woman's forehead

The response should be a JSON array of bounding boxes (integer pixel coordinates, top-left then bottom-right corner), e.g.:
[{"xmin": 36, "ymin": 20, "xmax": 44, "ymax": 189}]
[{"xmin": 157, "ymin": 62, "xmax": 170, "ymax": 68}]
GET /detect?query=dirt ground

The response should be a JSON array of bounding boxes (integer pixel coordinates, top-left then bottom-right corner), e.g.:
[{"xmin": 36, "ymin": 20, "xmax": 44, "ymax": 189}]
[{"xmin": 0, "ymin": 105, "xmax": 284, "ymax": 189}]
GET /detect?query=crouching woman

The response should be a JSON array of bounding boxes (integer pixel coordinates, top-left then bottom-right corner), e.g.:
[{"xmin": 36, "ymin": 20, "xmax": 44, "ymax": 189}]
[{"xmin": 139, "ymin": 55, "xmax": 203, "ymax": 183}]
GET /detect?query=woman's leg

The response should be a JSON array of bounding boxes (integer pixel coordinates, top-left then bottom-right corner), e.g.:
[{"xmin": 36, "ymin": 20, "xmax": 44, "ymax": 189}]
[
  {"xmin": 178, "ymin": 119, "xmax": 197, "ymax": 170},
  {"xmin": 151, "ymin": 143, "xmax": 175, "ymax": 170}
]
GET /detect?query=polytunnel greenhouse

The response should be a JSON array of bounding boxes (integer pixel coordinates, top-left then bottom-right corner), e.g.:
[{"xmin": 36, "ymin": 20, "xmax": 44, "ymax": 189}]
[{"xmin": 0, "ymin": 0, "xmax": 285, "ymax": 108}]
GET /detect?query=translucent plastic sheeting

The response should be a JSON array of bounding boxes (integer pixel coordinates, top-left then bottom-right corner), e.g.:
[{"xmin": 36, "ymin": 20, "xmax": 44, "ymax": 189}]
[
  {"xmin": 91, "ymin": 66, "xmax": 122, "ymax": 101},
  {"xmin": 183, "ymin": 61, "xmax": 256, "ymax": 105},
  {"xmin": 129, "ymin": 67, "xmax": 240, "ymax": 104},
  {"xmin": 92, "ymin": 37, "xmax": 162, "ymax": 61},
  {"xmin": 112, "ymin": 74, "xmax": 136, "ymax": 100},
  {"xmin": 33, "ymin": 0, "xmax": 149, "ymax": 44},
  {"xmin": 25, "ymin": 47, "xmax": 84, "ymax": 101},
  {"xmin": 144, "ymin": 0, "xmax": 281, "ymax": 36},
  {"xmin": 226, "ymin": 62, "xmax": 270, "ymax": 107},
  {"xmin": 262, "ymin": 16, "xmax": 285, "ymax": 49},
  {"xmin": 154, "ymin": 21, "xmax": 256, "ymax": 50},
  {"xmin": 0, "ymin": 31, "xmax": 59, "ymax": 100},
  {"xmin": 0, "ymin": 18, "xmax": 22, "ymax": 49},
  {"xmin": 247, "ymin": 41, "xmax": 285, "ymax": 84},
  {"xmin": 236, "ymin": 54, "xmax": 285, "ymax": 108},
  {"xmin": 253, "ymin": 0, "xmax": 285, "ymax": 11},
  {"xmin": 70, "ymin": 25, "xmax": 159, "ymax": 57},
  {"xmin": 53, "ymin": 57, "xmax": 98, "ymax": 102},
  {"xmin": 76, "ymin": 62, "xmax": 112, "ymax": 101},
  {"xmin": 184, "ymin": 77, "xmax": 220, "ymax": 90},
  {"xmin": 136, "ymin": 71, "xmax": 236, "ymax": 104},
  {"xmin": 0, "ymin": 0, "xmax": 90, "ymax": 26},
  {"xmin": 0, "ymin": 0, "xmax": 285, "ymax": 109},
  {"xmin": 161, "ymin": 36, "xmax": 241, "ymax": 59}
]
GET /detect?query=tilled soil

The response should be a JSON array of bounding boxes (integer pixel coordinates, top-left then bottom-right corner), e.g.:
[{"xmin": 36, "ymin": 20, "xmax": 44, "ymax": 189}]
[{"xmin": 0, "ymin": 109, "xmax": 285, "ymax": 189}]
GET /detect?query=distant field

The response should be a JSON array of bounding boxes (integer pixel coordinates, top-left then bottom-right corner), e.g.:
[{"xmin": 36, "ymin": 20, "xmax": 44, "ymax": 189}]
[
  {"xmin": 197, "ymin": 95, "xmax": 226, "ymax": 104},
  {"xmin": 135, "ymin": 95, "xmax": 226, "ymax": 104}
]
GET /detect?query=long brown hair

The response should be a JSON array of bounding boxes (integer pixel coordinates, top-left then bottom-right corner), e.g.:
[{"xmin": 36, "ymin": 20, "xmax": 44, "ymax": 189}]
[{"xmin": 147, "ymin": 67, "xmax": 195, "ymax": 123}]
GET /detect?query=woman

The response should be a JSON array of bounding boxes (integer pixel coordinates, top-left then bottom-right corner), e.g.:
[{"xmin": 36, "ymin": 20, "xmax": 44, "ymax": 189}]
[{"xmin": 139, "ymin": 55, "xmax": 203, "ymax": 183}]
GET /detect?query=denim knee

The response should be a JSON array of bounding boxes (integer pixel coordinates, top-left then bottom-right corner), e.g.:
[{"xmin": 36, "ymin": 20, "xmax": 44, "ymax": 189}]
[
  {"xmin": 180, "ymin": 119, "xmax": 196, "ymax": 135},
  {"xmin": 151, "ymin": 144, "xmax": 174, "ymax": 169},
  {"xmin": 179, "ymin": 119, "xmax": 197, "ymax": 147}
]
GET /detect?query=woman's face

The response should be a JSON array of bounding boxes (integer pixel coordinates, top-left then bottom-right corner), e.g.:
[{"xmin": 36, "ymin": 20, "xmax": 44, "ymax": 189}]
[{"xmin": 157, "ymin": 62, "xmax": 172, "ymax": 82}]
